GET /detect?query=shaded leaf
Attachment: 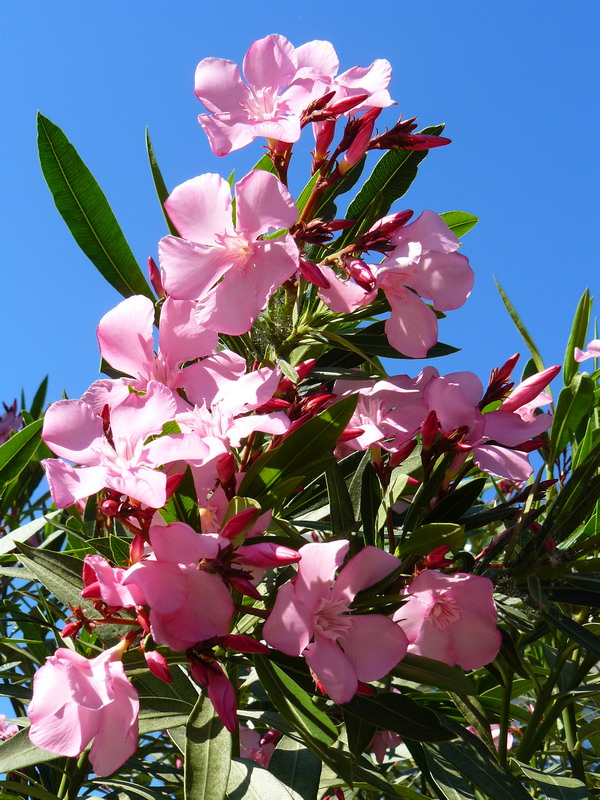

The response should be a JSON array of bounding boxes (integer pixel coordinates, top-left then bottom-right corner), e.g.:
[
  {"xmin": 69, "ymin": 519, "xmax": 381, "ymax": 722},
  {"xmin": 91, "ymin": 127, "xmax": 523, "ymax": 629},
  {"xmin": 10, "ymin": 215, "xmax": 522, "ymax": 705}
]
[
  {"xmin": 269, "ymin": 736, "xmax": 322, "ymax": 800},
  {"xmin": 342, "ymin": 692, "xmax": 453, "ymax": 742},
  {"xmin": 185, "ymin": 695, "xmax": 231, "ymax": 800},
  {"xmin": 0, "ymin": 418, "xmax": 43, "ymax": 485}
]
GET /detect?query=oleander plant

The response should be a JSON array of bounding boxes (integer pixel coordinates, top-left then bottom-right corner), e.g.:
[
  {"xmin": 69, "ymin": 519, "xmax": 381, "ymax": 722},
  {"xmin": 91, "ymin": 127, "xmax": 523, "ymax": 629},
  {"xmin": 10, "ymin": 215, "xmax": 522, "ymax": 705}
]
[{"xmin": 0, "ymin": 33, "xmax": 599, "ymax": 800}]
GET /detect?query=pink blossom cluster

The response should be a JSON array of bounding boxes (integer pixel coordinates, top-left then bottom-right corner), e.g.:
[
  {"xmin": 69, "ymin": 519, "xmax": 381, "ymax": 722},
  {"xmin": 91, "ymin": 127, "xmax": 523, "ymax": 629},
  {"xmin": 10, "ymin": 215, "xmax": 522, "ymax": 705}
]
[{"xmin": 25, "ymin": 33, "xmax": 562, "ymax": 777}]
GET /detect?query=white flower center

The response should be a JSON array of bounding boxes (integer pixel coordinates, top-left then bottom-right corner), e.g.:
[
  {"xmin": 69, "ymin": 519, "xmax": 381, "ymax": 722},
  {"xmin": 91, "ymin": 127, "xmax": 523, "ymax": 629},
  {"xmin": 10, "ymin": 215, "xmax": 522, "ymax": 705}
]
[
  {"xmin": 242, "ymin": 88, "xmax": 280, "ymax": 121},
  {"xmin": 313, "ymin": 593, "xmax": 353, "ymax": 640}
]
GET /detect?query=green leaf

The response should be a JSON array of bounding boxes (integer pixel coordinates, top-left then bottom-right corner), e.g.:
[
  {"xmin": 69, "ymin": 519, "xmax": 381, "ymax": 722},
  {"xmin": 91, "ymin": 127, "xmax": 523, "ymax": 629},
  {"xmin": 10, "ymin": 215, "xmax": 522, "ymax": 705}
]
[
  {"xmin": 343, "ymin": 708, "xmax": 377, "ymax": 758},
  {"xmin": 513, "ymin": 760, "xmax": 591, "ymax": 800},
  {"xmin": 396, "ymin": 522, "xmax": 464, "ymax": 558},
  {"xmin": 29, "ymin": 375, "xmax": 49, "ymax": 418},
  {"xmin": 342, "ymin": 692, "xmax": 453, "ymax": 742},
  {"xmin": 563, "ymin": 289, "xmax": 592, "ymax": 387},
  {"xmin": 0, "ymin": 418, "xmax": 43, "ymax": 485},
  {"xmin": 240, "ymin": 395, "xmax": 357, "ymax": 510},
  {"xmin": 253, "ymin": 656, "xmax": 338, "ymax": 747},
  {"xmin": 527, "ymin": 577, "xmax": 600, "ymax": 657},
  {"xmin": 420, "ymin": 743, "xmax": 476, "ymax": 800},
  {"xmin": 37, "ymin": 113, "xmax": 153, "ymax": 300},
  {"xmin": 0, "ymin": 726, "xmax": 59, "ymax": 773},
  {"xmin": 346, "ymin": 125, "xmax": 445, "ymax": 232},
  {"xmin": 184, "ymin": 694, "xmax": 232, "ymax": 800},
  {"xmin": 295, "ymin": 172, "xmax": 320, "ymax": 215},
  {"xmin": 325, "ymin": 461, "xmax": 355, "ymax": 536},
  {"xmin": 146, "ymin": 127, "xmax": 179, "ymax": 236},
  {"xmin": 360, "ymin": 461, "xmax": 382, "ymax": 547},
  {"xmin": 495, "ymin": 279, "xmax": 544, "ymax": 372},
  {"xmin": 0, "ymin": 511, "xmax": 60, "ymax": 556},
  {"xmin": 251, "ymin": 153, "xmax": 278, "ymax": 175},
  {"xmin": 549, "ymin": 373, "xmax": 595, "ymax": 462},
  {"xmin": 427, "ymin": 728, "xmax": 531, "ymax": 800},
  {"xmin": 269, "ymin": 737, "xmax": 322, "ymax": 800},
  {"xmin": 336, "ymin": 321, "xmax": 459, "ymax": 361},
  {"xmin": 439, "ymin": 211, "xmax": 479, "ymax": 238},
  {"xmin": 227, "ymin": 759, "xmax": 302, "ymax": 800},
  {"xmin": 423, "ymin": 479, "xmax": 486, "ymax": 524},
  {"xmin": 393, "ymin": 653, "xmax": 477, "ymax": 695}
]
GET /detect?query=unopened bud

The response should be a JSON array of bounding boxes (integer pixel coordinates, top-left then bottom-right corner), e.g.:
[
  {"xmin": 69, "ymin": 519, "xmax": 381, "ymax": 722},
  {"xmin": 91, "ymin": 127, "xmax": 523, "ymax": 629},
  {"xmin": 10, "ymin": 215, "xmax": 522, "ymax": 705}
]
[
  {"xmin": 345, "ymin": 258, "xmax": 375, "ymax": 291},
  {"xmin": 501, "ymin": 365, "xmax": 561, "ymax": 412},
  {"xmin": 81, "ymin": 581, "xmax": 102, "ymax": 600},
  {"xmin": 62, "ymin": 622, "xmax": 80, "ymax": 639},
  {"xmin": 216, "ymin": 452, "xmax": 236, "ymax": 485},
  {"xmin": 165, "ymin": 472, "xmax": 185, "ymax": 499},
  {"xmin": 339, "ymin": 108, "xmax": 381, "ymax": 173},
  {"xmin": 299, "ymin": 257, "xmax": 331, "ymax": 288},
  {"xmin": 313, "ymin": 119, "xmax": 336, "ymax": 160},
  {"xmin": 221, "ymin": 507, "xmax": 259, "ymax": 540},
  {"xmin": 145, "ymin": 650, "xmax": 173, "ymax": 683},
  {"xmin": 338, "ymin": 426, "xmax": 365, "ymax": 443},
  {"xmin": 421, "ymin": 410, "xmax": 439, "ymax": 451},
  {"xmin": 148, "ymin": 256, "xmax": 165, "ymax": 298},
  {"xmin": 100, "ymin": 499, "xmax": 120, "ymax": 517},
  {"xmin": 129, "ymin": 533, "xmax": 146, "ymax": 565},
  {"xmin": 221, "ymin": 634, "xmax": 270, "ymax": 654},
  {"xmin": 136, "ymin": 608, "xmax": 151, "ymax": 634}
]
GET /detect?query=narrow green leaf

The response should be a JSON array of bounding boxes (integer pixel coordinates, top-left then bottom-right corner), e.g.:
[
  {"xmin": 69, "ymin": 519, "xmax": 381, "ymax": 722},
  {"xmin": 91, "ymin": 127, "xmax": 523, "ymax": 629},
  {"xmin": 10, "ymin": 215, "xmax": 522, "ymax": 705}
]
[
  {"xmin": 346, "ymin": 125, "xmax": 445, "ymax": 230},
  {"xmin": 253, "ymin": 656, "xmax": 338, "ymax": 746},
  {"xmin": 251, "ymin": 153, "xmax": 278, "ymax": 174},
  {"xmin": 495, "ymin": 279, "xmax": 544, "ymax": 372},
  {"xmin": 0, "ymin": 727, "xmax": 58, "ymax": 773},
  {"xmin": 146, "ymin": 127, "xmax": 179, "ymax": 236},
  {"xmin": 393, "ymin": 653, "xmax": 477, "ymax": 695},
  {"xmin": 428, "ymin": 729, "xmax": 531, "ymax": 800},
  {"xmin": 343, "ymin": 709, "xmax": 377, "ymax": 758},
  {"xmin": 295, "ymin": 172, "xmax": 320, "ymax": 215},
  {"xmin": 422, "ymin": 744, "xmax": 476, "ymax": 800},
  {"xmin": 527, "ymin": 577, "xmax": 600, "ymax": 657},
  {"xmin": 269, "ymin": 736, "xmax": 322, "ymax": 800},
  {"xmin": 325, "ymin": 461, "xmax": 355, "ymax": 537},
  {"xmin": 37, "ymin": 113, "xmax": 153, "ymax": 299},
  {"xmin": 184, "ymin": 694, "xmax": 231, "ymax": 800},
  {"xmin": 240, "ymin": 395, "xmax": 357, "ymax": 510},
  {"xmin": 563, "ymin": 289, "xmax": 592, "ymax": 387},
  {"xmin": 0, "ymin": 418, "xmax": 43, "ymax": 485},
  {"xmin": 0, "ymin": 511, "xmax": 59, "ymax": 556},
  {"xmin": 549, "ymin": 373, "xmax": 595, "ymax": 462},
  {"xmin": 360, "ymin": 461, "xmax": 382, "ymax": 547},
  {"xmin": 397, "ymin": 522, "xmax": 464, "ymax": 558},
  {"xmin": 439, "ymin": 211, "xmax": 479, "ymax": 238},
  {"xmin": 29, "ymin": 375, "xmax": 48, "ymax": 418},
  {"xmin": 514, "ymin": 760, "xmax": 591, "ymax": 800},
  {"xmin": 342, "ymin": 692, "xmax": 453, "ymax": 742},
  {"xmin": 423, "ymin": 479, "xmax": 486, "ymax": 524},
  {"xmin": 228, "ymin": 759, "xmax": 302, "ymax": 800}
]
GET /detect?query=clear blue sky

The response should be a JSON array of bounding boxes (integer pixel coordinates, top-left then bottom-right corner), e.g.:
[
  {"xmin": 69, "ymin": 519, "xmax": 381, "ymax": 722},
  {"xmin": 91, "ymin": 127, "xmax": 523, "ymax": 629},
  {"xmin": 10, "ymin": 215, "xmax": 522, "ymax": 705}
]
[{"xmin": 1, "ymin": 0, "xmax": 598, "ymax": 410}]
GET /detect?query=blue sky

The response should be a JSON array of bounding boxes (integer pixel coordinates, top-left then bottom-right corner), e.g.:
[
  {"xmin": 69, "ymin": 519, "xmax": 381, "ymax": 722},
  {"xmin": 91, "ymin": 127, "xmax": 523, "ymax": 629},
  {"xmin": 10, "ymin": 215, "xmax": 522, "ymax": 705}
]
[{"xmin": 1, "ymin": 0, "xmax": 598, "ymax": 410}]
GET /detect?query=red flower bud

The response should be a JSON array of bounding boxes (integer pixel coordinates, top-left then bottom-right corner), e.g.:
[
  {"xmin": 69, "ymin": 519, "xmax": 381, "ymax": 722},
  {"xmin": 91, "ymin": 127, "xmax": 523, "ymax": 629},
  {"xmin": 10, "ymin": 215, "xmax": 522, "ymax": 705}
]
[
  {"xmin": 61, "ymin": 622, "xmax": 80, "ymax": 639},
  {"xmin": 81, "ymin": 581, "xmax": 102, "ymax": 600},
  {"xmin": 216, "ymin": 453, "xmax": 236, "ymax": 485},
  {"xmin": 221, "ymin": 507, "xmax": 260, "ymax": 540},
  {"xmin": 221, "ymin": 634, "xmax": 270, "ymax": 654},
  {"xmin": 147, "ymin": 256, "xmax": 165, "ymax": 298},
  {"xmin": 145, "ymin": 650, "xmax": 173, "ymax": 683}
]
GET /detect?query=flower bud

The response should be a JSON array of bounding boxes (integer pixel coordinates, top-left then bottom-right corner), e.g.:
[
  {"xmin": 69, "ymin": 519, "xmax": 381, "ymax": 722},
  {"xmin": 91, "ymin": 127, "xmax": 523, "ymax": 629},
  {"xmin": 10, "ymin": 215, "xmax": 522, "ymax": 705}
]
[
  {"xmin": 221, "ymin": 634, "xmax": 269, "ymax": 654},
  {"xmin": 216, "ymin": 453, "xmax": 236, "ymax": 485},
  {"xmin": 501, "ymin": 365, "xmax": 561, "ymax": 412},
  {"xmin": 147, "ymin": 256, "xmax": 165, "ymax": 298},
  {"xmin": 221, "ymin": 507, "xmax": 260, "ymax": 540},
  {"xmin": 144, "ymin": 650, "xmax": 173, "ymax": 683},
  {"xmin": 339, "ymin": 108, "xmax": 381, "ymax": 174},
  {"xmin": 61, "ymin": 622, "xmax": 80, "ymax": 639}
]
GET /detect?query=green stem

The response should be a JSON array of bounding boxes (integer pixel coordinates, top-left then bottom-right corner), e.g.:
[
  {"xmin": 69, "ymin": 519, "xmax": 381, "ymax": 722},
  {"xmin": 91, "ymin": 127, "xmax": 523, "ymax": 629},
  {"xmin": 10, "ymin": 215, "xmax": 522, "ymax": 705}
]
[
  {"xmin": 66, "ymin": 752, "xmax": 89, "ymax": 800},
  {"xmin": 497, "ymin": 671, "xmax": 513, "ymax": 765},
  {"xmin": 562, "ymin": 702, "xmax": 587, "ymax": 784}
]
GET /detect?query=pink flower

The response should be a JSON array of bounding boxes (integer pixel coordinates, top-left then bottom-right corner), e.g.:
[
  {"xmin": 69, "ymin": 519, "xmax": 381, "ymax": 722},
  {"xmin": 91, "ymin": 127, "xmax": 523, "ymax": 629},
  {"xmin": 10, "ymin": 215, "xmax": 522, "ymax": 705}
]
[
  {"xmin": 194, "ymin": 35, "xmax": 393, "ymax": 157},
  {"xmin": 28, "ymin": 646, "xmax": 139, "ymax": 777},
  {"xmin": 0, "ymin": 714, "xmax": 18, "ymax": 741},
  {"xmin": 574, "ymin": 338, "xmax": 600, "ymax": 363},
  {"xmin": 123, "ymin": 522, "xmax": 234, "ymax": 651},
  {"xmin": 159, "ymin": 170, "xmax": 299, "ymax": 335},
  {"xmin": 374, "ymin": 211, "xmax": 474, "ymax": 357},
  {"xmin": 41, "ymin": 382, "xmax": 188, "ymax": 509},
  {"xmin": 81, "ymin": 554, "xmax": 143, "ymax": 608},
  {"xmin": 263, "ymin": 540, "xmax": 408, "ymax": 704},
  {"xmin": 393, "ymin": 570, "xmax": 501, "ymax": 670},
  {"xmin": 0, "ymin": 400, "xmax": 21, "ymax": 445},
  {"xmin": 239, "ymin": 726, "xmax": 277, "ymax": 767},
  {"xmin": 96, "ymin": 295, "xmax": 217, "ymax": 403}
]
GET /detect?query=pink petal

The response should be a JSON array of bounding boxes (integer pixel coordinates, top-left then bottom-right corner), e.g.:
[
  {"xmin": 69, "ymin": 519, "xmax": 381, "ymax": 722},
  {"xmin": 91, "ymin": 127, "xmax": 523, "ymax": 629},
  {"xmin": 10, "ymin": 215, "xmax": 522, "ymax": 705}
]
[
  {"xmin": 229, "ymin": 412, "xmax": 289, "ymax": 447},
  {"xmin": 215, "ymin": 366, "xmax": 280, "ymax": 415},
  {"xmin": 262, "ymin": 582, "xmax": 315, "ymax": 656},
  {"xmin": 150, "ymin": 522, "xmax": 220, "ymax": 563},
  {"xmin": 182, "ymin": 351, "xmax": 246, "ymax": 408},
  {"xmin": 447, "ymin": 609, "xmax": 502, "ymax": 670},
  {"xmin": 501, "ymin": 365, "xmax": 561, "ymax": 412},
  {"xmin": 164, "ymin": 173, "xmax": 234, "ymax": 244},
  {"xmin": 105, "ymin": 466, "xmax": 167, "ymax": 509},
  {"xmin": 473, "ymin": 445, "xmax": 532, "ymax": 483},
  {"xmin": 483, "ymin": 409, "xmax": 551, "ymax": 446},
  {"xmin": 205, "ymin": 663, "xmax": 238, "ymax": 733},
  {"xmin": 81, "ymin": 379, "xmax": 133, "ymax": 414},
  {"xmin": 336, "ymin": 59, "xmax": 392, "ymax": 95},
  {"xmin": 392, "ymin": 210, "xmax": 460, "ymax": 253},
  {"xmin": 341, "ymin": 614, "xmax": 408, "ymax": 681},
  {"xmin": 574, "ymin": 339, "xmax": 600, "ymax": 363},
  {"xmin": 83, "ymin": 555, "xmax": 142, "ymax": 608},
  {"xmin": 194, "ymin": 57, "xmax": 249, "ymax": 114},
  {"xmin": 294, "ymin": 540, "xmax": 349, "ymax": 608},
  {"xmin": 242, "ymin": 34, "xmax": 297, "ymax": 91},
  {"xmin": 197, "ymin": 115, "xmax": 256, "ymax": 157},
  {"xmin": 334, "ymin": 546, "xmax": 400, "ymax": 602},
  {"xmin": 159, "ymin": 236, "xmax": 230, "ymax": 302},
  {"xmin": 88, "ymin": 665, "xmax": 138, "ymax": 776},
  {"xmin": 159, "ymin": 297, "xmax": 218, "ymax": 368},
  {"xmin": 123, "ymin": 562, "xmax": 187, "ymax": 614},
  {"xmin": 97, "ymin": 296, "xmax": 155, "ymax": 380},
  {"xmin": 234, "ymin": 170, "xmax": 298, "ymax": 239},
  {"xmin": 382, "ymin": 284, "xmax": 438, "ymax": 358},
  {"xmin": 402, "ymin": 251, "xmax": 474, "ymax": 311},
  {"xmin": 110, "ymin": 381, "xmax": 177, "ymax": 450},
  {"xmin": 304, "ymin": 636, "xmax": 358, "ymax": 704},
  {"xmin": 318, "ymin": 265, "xmax": 376, "ymax": 313},
  {"xmin": 294, "ymin": 40, "xmax": 339, "ymax": 76},
  {"xmin": 42, "ymin": 400, "xmax": 103, "ymax": 465},
  {"xmin": 42, "ymin": 460, "xmax": 107, "ymax": 508}
]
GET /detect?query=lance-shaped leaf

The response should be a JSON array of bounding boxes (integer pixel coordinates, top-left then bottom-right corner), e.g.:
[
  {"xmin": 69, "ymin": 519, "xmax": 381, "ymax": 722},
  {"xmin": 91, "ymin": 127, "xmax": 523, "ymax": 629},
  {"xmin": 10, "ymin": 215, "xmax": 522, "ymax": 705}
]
[
  {"xmin": 396, "ymin": 522, "xmax": 464, "ymax": 558},
  {"xmin": 0, "ymin": 727, "xmax": 59, "ymax": 774},
  {"xmin": 228, "ymin": 759, "xmax": 303, "ymax": 800},
  {"xmin": 37, "ymin": 113, "xmax": 154, "ymax": 300},
  {"xmin": 146, "ymin": 127, "xmax": 178, "ymax": 236},
  {"xmin": 325, "ymin": 461, "xmax": 355, "ymax": 537},
  {"xmin": 185, "ymin": 695, "xmax": 232, "ymax": 800},
  {"xmin": 269, "ymin": 737, "xmax": 322, "ymax": 800},
  {"xmin": 439, "ymin": 211, "xmax": 479, "ymax": 238},
  {"xmin": 240, "ymin": 395, "xmax": 357, "ymax": 510},
  {"xmin": 563, "ymin": 288, "xmax": 592, "ymax": 387},
  {"xmin": 342, "ymin": 692, "xmax": 453, "ymax": 742},
  {"xmin": 495, "ymin": 279, "xmax": 544, "ymax": 372},
  {"xmin": 392, "ymin": 653, "xmax": 476, "ymax": 695},
  {"xmin": 513, "ymin": 760, "xmax": 591, "ymax": 800},
  {"xmin": 0, "ymin": 511, "xmax": 60, "ymax": 556},
  {"xmin": 0, "ymin": 418, "xmax": 43, "ymax": 485},
  {"xmin": 549, "ymin": 373, "xmax": 595, "ymax": 462},
  {"xmin": 253, "ymin": 656, "xmax": 338, "ymax": 747}
]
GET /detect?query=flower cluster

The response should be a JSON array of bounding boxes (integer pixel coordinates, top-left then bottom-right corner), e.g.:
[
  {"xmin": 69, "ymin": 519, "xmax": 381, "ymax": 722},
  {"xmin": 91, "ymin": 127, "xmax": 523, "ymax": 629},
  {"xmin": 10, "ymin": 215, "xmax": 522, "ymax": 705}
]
[{"xmin": 25, "ymin": 33, "xmax": 561, "ymax": 777}]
